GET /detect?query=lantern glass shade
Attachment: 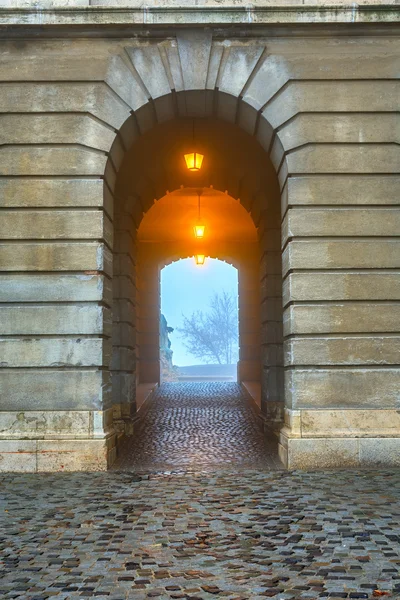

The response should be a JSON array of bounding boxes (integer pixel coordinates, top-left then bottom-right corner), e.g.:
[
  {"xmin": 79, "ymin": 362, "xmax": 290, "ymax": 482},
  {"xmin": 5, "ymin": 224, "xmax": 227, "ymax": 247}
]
[
  {"xmin": 193, "ymin": 224, "xmax": 205, "ymax": 239},
  {"xmin": 194, "ymin": 254, "xmax": 206, "ymax": 266},
  {"xmin": 184, "ymin": 152, "xmax": 204, "ymax": 172}
]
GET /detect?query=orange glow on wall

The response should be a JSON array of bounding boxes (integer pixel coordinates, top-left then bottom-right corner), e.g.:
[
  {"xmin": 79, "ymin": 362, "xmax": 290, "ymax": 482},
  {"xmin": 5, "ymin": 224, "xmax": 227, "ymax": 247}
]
[
  {"xmin": 184, "ymin": 152, "xmax": 204, "ymax": 172},
  {"xmin": 194, "ymin": 254, "xmax": 206, "ymax": 266}
]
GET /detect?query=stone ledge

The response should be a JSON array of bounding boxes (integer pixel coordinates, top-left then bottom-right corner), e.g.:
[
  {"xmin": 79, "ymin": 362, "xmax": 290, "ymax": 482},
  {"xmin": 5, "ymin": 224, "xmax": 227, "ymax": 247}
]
[
  {"xmin": 0, "ymin": 409, "xmax": 114, "ymax": 440},
  {"xmin": 283, "ymin": 407, "xmax": 400, "ymax": 438},
  {"xmin": 0, "ymin": 4, "xmax": 398, "ymax": 28},
  {"xmin": 279, "ymin": 433, "xmax": 400, "ymax": 469}
]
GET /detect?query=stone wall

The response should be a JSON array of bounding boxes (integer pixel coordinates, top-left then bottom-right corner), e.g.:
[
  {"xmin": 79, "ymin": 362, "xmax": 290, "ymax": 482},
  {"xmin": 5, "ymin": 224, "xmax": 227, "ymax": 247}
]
[{"xmin": 0, "ymin": 13, "xmax": 399, "ymax": 470}]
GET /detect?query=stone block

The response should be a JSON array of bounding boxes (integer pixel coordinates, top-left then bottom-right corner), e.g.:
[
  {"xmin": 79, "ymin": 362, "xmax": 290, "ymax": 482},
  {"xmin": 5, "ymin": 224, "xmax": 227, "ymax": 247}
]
[
  {"xmin": 0, "ymin": 410, "xmax": 90, "ymax": 439},
  {"xmin": 285, "ymin": 367, "xmax": 400, "ymax": 409},
  {"xmin": 261, "ymin": 343, "xmax": 283, "ymax": 366},
  {"xmin": 282, "ymin": 437, "xmax": 359, "ymax": 469},
  {"xmin": 0, "ymin": 114, "xmax": 115, "ymax": 151},
  {"xmin": 0, "ymin": 146, "xmax": 108, "ymax": 177},
  {"xmin": 359, "ymin": 438, "xmax": 400, "ymax": 467},
  {"xmin": 284, "ymin": 303, "xmax": 400, "ymax": 335},
  {"xmin": 0, "ymin": 273, "xmax": 112, "ymax": 304},
  {"xmin": 0, "ymin": 210, "xmax": 113, "ymax": 246},
  {"xmin": 283, "ymin": 208, "xmax": 400, "ymax": 242},
  {"xmin": 286, "ymin": 144, "xmax": 399, "ymax": 175},
  {"xmin": 0, "ymin": 242, "xmax": 112, "ymax": 274},
  {"xmin": 1, "ymin": 368, "xmax": 112, "ymax": 411},
  {"xmin": 125, "ymin": 44, "xmax": 171, "ymax": 100},
  {"xmin": 279, "ymin": 113, "xmax": 399, "ymax": 152},
  {"xmin": 283, "ymin": 272, "xmax": 400, "ymax": 306},
  {"xmin": 261, "ymin": 298, "xmax": 283, "ymax": 322},
  {"xmin": 36, "ymin": 439, "xmax": 110, "ymax": 472},
  {"xmin": 111, "ymin": 347, "xmax": 136, "ymax": 371},
  {"xmin": 283, "ymin": 240, "xmax": 400, "ymax": 273},
  {"xmin": 112, "ymin": 323, "xmax": 136, "ymax": 347},
  {"xmin": 285, "ymin": 174, "xmax": 400, "ymax": 208},
  {"xmin": 0, "ymin": 304, "xmax": 111, "ymax": 335},
  {"xmin": 284, "ymin": 336, "xmax": 400, "ymax": 366},
  {"xmin": 301, "ymin": 409, "xmax": 400, "ymax": 438},
  {"xmin": 0, "ymin": 338, "xmax": 111, "ymax": 368},
  {"xmin": 263, "ymin": 81, "xmax": 400, "ymax": 129},
  {"xmin": 0, "ymin": 440, "xmax": 37, "ymax": 473},
  {"xmin": 0, "ymin": 178, "xmax": 108, "ymax": 210},
  {"xmin": 0, "ymin": 82, "xmax": 129, "ymax": 130}
]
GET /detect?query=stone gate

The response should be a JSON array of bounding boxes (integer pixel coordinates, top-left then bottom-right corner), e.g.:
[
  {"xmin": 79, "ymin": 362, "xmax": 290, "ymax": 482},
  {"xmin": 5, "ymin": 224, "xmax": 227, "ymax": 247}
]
[{"xmin": 0, "ymin": 1, "xmax": 399, "ymax": 471}]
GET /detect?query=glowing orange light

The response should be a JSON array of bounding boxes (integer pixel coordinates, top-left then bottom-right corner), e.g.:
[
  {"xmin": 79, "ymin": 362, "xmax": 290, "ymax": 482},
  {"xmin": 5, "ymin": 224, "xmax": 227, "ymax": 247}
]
[
  {"xmin": 184, "ymin": 152, "xmax": 204, "ymax": 172},
  {"xmin": 194, "ymin": 254, "xmax": 206, "ymax": 266},
  {"xmin": 193, "ymin": 224, "xmax": 205, "ymax": 239}
]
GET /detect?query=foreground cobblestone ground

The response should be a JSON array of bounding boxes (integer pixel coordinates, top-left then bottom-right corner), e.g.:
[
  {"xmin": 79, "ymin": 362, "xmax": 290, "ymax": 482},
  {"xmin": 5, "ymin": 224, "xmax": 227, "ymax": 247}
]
[
  {"xmin": 1, "ymin": 384, "xmax": 400, "ymax": 599},
  {"xmin": 115, "ymin": 383, "xmax": 281, "ymax": 472},
  {"xmin": 1, "ymin": 471, "xmax": 400, "ymax": 599}
]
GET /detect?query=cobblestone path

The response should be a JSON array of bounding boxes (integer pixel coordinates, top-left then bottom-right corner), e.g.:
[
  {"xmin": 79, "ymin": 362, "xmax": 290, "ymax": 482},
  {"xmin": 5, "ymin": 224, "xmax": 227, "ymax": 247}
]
[
  {"xmin": 1, "ymin": 471, "xmax": 400, "ymax": 599},
  {"xmin": 114, "ymin": 383, "xmax": 281, "ymax": 472},
  {"xmin": 1, "ymin": 384, "xmax": 400, "ymax": 599}
]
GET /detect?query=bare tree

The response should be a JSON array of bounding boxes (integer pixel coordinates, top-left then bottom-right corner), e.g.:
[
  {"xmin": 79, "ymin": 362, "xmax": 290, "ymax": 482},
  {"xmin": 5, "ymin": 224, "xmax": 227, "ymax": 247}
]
[{"xmin": 177, "ymin": 291, "xmax": 238, "ymax": 364}]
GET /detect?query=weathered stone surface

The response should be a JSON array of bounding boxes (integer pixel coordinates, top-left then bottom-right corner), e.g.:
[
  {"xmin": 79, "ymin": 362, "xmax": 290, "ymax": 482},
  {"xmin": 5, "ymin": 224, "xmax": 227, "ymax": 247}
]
[
  {"xmin": 36, "ymin": 438, "xmax": 111, "ymax": 472},
  {"xmin": 1, "ymin": 369, "xmax": 112, "ymax": 411},
  {"xmin": 0, "ymin": 305, "xmax": 111, "ymax": 335},
  {"xmin": 0, "ymin": 437, "xmax": 114, "ymax": 472},
  {"xmin": 283, "ymin": 207, "xmax": 400, "ymax": 242},
  {"xmin": 285, "ymin": 367, "xmax": 400, "ymax": 409},
  {"xmin": 283, "ymin": 272, "xmax": 400, "ymax": 305},
  {"xmin": 283, "ymin": 437, "xmax": 359, "ymax": 469},
  {"xmin": 0, "ymin": 242, "xmax": 112, "ymax": 273},
  {"xmin": 278, "ymin": 113, "xmax": 400, "ymax": 151},
  {"xmin": 0, "ymin": 83, "xmax": 129, "ymax": 129},
  {"xmin": 284, "ymin": 303, "xmax": 400, "ymax": 335},
  {"xmin": 285, "ymin": 174, "xmax": 400, "ymax": 208},
  {"xmin": 0, "ymin": 410, "xmax": 91, "ymax": 439},
  {"xmin": 0, "ymin": 273, "xmax": 112, "ymax": 304},
  {"xmin": 300, "ymin": 409, "xmax": 400, "ymax": 438},
  {"xmin": 359, "ymin": 438, "xmax": 400, "ymax": 467},
  {"xmin": 0, "ymin": 338, "xmax": 111, "ymax": 368},
  {"xmin": 0, "ymin": 177, "xmax": 111, "ymax": 212},
  {"xmin": 0, "ymin": 147, "xmax": 107, "ymax": 176},
  {"xmin": 284, "ymin": 336, "xmax": 400, "ymax": 366},
  {"xmin": 283, "ymin": 239, "xmax": 400, "ymax": 273},
  {"xmin": 0, "ymin": 114, "xmax": 116, "ymax": 150},
  {"xmin": 0, "ymin": 441, "xmax": 37, "ymax": 473},
  {"xmin": 0, "ymin": 210, "xmax": 112, "ymax": 245},
  {"xmin": 264, "ymin": 81, "xmax": 400, "ymax": 129}
]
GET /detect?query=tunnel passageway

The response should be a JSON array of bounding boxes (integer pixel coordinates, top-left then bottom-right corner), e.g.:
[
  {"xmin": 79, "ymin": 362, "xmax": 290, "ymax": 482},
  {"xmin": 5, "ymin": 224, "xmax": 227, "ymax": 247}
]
[{"xmin": 113, "ymin": 382, "xmax": 282, "ymax": 472}]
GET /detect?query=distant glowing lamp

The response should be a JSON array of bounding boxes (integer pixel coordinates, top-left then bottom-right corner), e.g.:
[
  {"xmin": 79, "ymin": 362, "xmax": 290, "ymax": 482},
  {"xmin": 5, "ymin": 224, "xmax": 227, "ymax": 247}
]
[
  {"xmin": 184, "ymin": 152, "xmax": 204, "ymax": 172},
  {"xmin": 193, "ymin": 191, "xmax": 205, "ymax": 239},
  {"xmin": 193, "ymin": 223, "xmax": 205, "ymax": 239},
  {"xmin": 194, "ymin": 254, "xmax": 206, "ymax": 266}
]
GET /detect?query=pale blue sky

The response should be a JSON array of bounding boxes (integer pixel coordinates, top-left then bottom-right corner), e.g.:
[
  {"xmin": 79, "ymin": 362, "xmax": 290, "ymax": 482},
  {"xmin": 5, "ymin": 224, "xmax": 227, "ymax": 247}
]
[{"xmin": 161, "ymin": 258, "xmax": 238, "ymax": 366}]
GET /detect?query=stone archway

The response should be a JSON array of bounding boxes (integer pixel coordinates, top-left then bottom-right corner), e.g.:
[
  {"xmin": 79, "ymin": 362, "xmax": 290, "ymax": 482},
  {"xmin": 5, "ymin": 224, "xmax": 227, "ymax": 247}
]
[
  {"xmin": 108, "ymin": 113, "xmax": 284, "ymax": 454},
  {"xmin": 1, "ymin": 26, "xmax": 398, "ymax": 472}
]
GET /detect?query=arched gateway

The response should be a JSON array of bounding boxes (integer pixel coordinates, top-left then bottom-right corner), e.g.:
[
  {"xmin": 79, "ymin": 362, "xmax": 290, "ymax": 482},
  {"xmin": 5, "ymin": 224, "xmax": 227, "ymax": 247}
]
[{"xmin": 0, "ymin": 13, "xmax": 399, "ymax": 471}]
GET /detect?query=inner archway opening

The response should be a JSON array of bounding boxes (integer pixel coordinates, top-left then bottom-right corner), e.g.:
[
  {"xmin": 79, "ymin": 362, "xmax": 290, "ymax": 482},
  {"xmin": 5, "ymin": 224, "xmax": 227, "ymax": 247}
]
[
  {"xmin": 161, "ymin": 257, "xmax": 239, "ymax": 383},
  {"xmin": 111, "ymin": 114, "xmax": 284, "ymax": 450}
]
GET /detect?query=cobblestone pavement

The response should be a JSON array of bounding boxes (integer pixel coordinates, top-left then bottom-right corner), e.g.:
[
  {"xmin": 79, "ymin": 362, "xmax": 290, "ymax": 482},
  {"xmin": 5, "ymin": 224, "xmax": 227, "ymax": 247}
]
[
  {"xmin": 114, "ymin": 383, "xmax": 281, "ymax": 472},
  {"xmin": 1, "ymin": 471, "xmax": 400, "ymax": 599},
  {"xmin": 1, "ymin": 384, "xmax": 400, "ymax": 599}
]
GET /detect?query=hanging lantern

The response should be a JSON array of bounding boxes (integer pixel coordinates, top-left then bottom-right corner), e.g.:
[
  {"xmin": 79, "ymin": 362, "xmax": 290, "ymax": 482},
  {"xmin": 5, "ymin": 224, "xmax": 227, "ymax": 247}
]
[
  {"xmin": 184, "ymin": 152, "xmax": 204, "ymax": 172},
  {"xmin": 193, "ymin": 192, "xmax": 205, "ymax": 238},
  {"xmin": 194, "ymin": 254, "xmax": 206, "ymax": 266},
  {"xmin": 184, "ymin": 120, "xmax": 204, "ymax": 172},
  {"xmin": 193, "ymin": 224, "xmax": 205, "ymax": 239}
]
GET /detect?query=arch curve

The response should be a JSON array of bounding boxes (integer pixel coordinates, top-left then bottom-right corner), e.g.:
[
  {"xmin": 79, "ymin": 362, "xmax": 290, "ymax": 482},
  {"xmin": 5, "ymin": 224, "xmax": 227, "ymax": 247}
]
[{"xmin": 106, "ymin": 52, "xmax": 285, "ymax": 431}]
